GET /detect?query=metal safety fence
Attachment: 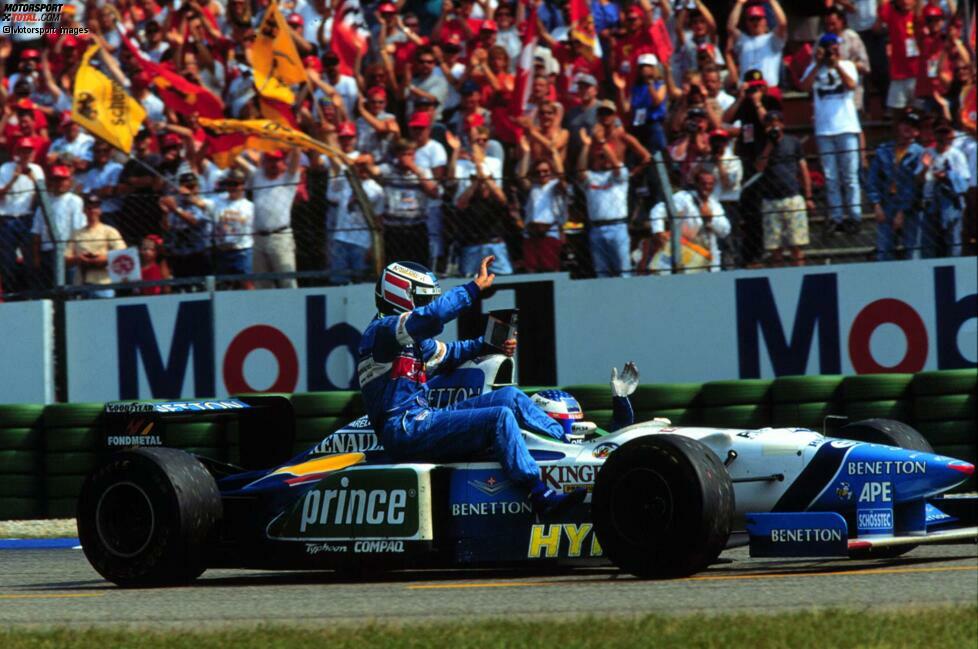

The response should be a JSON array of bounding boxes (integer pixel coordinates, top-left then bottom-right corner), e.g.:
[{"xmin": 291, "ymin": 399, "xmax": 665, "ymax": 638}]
[{"xmin": 1, "ymin": 136, "xmax": 975, "ymax": 301}]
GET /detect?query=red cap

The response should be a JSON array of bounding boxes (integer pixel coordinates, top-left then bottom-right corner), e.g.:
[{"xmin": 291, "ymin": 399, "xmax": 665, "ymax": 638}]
[
  {"xmin": 337, "ymin": 121, "xmax": 357, "ymax": 137},
  {"xmin": 50, "ymin": 165, "xmax": 72, "ymax": 179},
  {"xmin": 61, "ymin": 35, "xmax": 80, "ymax": 49},
  {"xmin": 367, "ymin": 86, "xmax": 387, "ymax": 99},
  {"xmin": 923, "ymin": 5, "xmax": 944, "ymax": 18},
  {"xmin": 746, "ymin": 5, "xmax": 766, "ymax": 18},
  {"xmin": 408, "ymin": 111, "xmax": 432, "ymax": 128},
  {"xmin": 14, "ymin": 98, "xmax": 35, "ymax": 111},
  {"xmin": 378, "ymin": 2, "xmax": 397, "ymax": 13},
  {"xmin": 709, "ymin": 128, "xmax": 730, "ymax": 140},
  {"xmin": 20, "ymin": 48, "xmax": 40, "ymax": 59},
  {"xmin": 480, "ymin": 19, "xmax": 498, "ymax": 32},
  {"xmin": 161, "ymin": 133, "xmax": 182, "ymax": 148},
  {"xmin": 264, "ymin": 150, "xmax": 286, "ymax": 160},
  {"xmin": 303, "ymin": 55, "xmax": 323, "ymax": 72},
  {"xmin": 14, "ymin": 136, "xmax": 35, "ymax": 149},
  {"xmin": 627, "ymin": 6, "xmax": 644, "ymax": 18},
  {"xmin": 697, "ymin": 42, "xmax": 716, "ymax": 56},
  {"xmin": 132, "ymin": 71, "xmax": 152, "ymax": 87},
  {"xmin": 60, "ymin": 111, "xmax": 73, "ymax": 127},
  {"xmin": 287, "ymin": 12, "xmax": 303, "ymax": 26},
  {"xmin": 464, "ymin": 112, "xmax": 486, "ymax": 128},
  {"xmin": 442, "ymin": 32, "xmax": 463, "ymax": 47}
]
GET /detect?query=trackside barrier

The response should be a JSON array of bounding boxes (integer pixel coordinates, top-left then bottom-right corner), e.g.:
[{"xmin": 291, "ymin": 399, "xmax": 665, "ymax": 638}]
[{"xmin": 0, "ymin": 370, "xmax": 973, "ymax": 520}]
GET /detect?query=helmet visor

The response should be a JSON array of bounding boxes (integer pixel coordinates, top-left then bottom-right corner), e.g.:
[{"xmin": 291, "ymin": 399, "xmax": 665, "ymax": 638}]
[{"xmin": 414, "ymin": 285, "xmax": 441, "ymax": 308}]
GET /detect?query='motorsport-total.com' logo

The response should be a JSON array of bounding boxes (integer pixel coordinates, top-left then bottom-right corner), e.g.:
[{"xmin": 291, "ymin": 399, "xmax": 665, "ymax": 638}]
[{"xmin": 1, "ymin": 3, "xmax": 90, "ymax": 36}]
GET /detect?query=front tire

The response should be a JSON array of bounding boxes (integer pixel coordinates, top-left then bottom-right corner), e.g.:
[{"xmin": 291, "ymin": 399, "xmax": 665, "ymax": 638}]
[
  {"xmin": 77, "ymin": 448, "xmax": 221, "ymax": 587},
  {"xmin": 592, "ymin": 435, "xmax": 734, "ymax": 578}
]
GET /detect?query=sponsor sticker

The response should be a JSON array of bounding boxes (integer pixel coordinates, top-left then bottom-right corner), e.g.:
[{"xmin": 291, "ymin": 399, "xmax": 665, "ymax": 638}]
[
  {"xmin": 539, "ymin": 464, "xmax": 601, "ymax": 493},
  {"xmin": 847, "ymin": 461, "xmax": 926, "ymax": 476},
  {"xmin": 467, "ymin": 475, "xmax": 511, "ymax": 496},
  {"xmin": 312, "ymin": 432, "xmax": 380, "ymax": 455},
  {"xmin": 770, "ymin": 528, "xmax": 844, "ymax": 543},
  {"xmin": 527, "ymin": 523, "xmax": 603, "ymax": 558},
  {"xmin": 858, "ymin": 482, "xmax": 892, "ymax": 503},
  {"xmin": 592, "ymin": 443, "xmax": 618, "ymax": 459},
  {"xmin": 835, "ymin": 482, "xmax": 852, "ymax": 500},
  {"xmin": 354, "ymin": 540, "xmax": 405, "ymax": 553},
  {"xmin": 104, "ymin": 402, "xmax": 155, "ymax": 414},
  {"xmin": 154, "ymin": 399, "xmax": 249, "ymax": 413},
  {"xmin": 305, "ymin": 542, "xmax": 349, "ymax": 555},
  {"xmin": 857, "ymin": 508, "xmax": 894, "ymax": 531}
]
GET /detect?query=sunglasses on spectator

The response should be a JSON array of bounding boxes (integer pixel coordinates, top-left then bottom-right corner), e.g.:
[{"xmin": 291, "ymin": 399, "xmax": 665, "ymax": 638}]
[
  {"xmin": 540, "ymin": 109, "xmax": 556, "ymax": 116},
  {"xmin": 748, "ymin": 16, "xmax": 764, "ymax": 22},
  {"xmin": 534, "ymin": 168, "xmax": 552, "ymax": 176},
  {"xmin": 473, "ymin": 137, "xmax": 489, "ymax": 144},
  {"xmin": 405, "ymin": 21, "xmax": 419, "ymax": 28},
  {"xmin": 418, "ymin": 58, "xmax": 436, "ymax": 65}
]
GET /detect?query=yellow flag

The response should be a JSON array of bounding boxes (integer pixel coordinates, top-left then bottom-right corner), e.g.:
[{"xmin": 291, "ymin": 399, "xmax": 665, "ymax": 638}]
[
  {"xmin": 253, "ymin": 1, "xmax": 307, "ymax": 88},
  {"xmin": 199, "ymin": 117, "xmax": 347, "ymax": 164},
  {"xmin": 72, "ymin": 46, "xmax": 147, "ymax": 153}
]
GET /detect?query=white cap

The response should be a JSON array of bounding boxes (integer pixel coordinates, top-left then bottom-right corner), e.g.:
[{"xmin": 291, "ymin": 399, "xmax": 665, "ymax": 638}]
[{"xmin": 637, "ymin": 53, "xmax": 659, "ymax": 67}]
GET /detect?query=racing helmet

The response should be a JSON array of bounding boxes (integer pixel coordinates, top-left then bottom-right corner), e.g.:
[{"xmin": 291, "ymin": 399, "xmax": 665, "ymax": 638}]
[
  {"xmin": 531, "ymin": 389, "xmax": 584, "ymax": 437},
  {"xmin": 375, "ymin": 261, "xmax": 441, "ymax": 315}
]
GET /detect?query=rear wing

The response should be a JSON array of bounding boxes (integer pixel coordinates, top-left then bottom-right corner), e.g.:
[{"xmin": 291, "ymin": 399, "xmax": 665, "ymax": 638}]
[{"xmin": 101, "ymin": 396, "xmax": 295, "ymax": 470}]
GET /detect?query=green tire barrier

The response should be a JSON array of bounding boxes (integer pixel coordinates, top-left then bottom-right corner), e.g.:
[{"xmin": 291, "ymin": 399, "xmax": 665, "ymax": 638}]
[
  {"xmin": 771, "ymin": 376, "xmax": 844, "ymax": 403},
  {"xmin": 0, "ymin": 497, "xmax": 41, "ymax": 519},
  {"xmin": 0, "ymin": 404, "xmax": 44, "ymax": 428},
  {"xmin": 45, "ymin": 452, "xmax": 97, "ymax": 475},
  {"xmin": 295, "ymin": 417, "xmax": 348, "ymax": 442},
  {"xmin": 771, "ymin": 402, "xmax": 842, "ymax": 430},
  {"xmin": 0, "ymin": 475, "xmax": 41, "ymax": 497},
  {"xmin": 917, "ymin": 420, "xmax": 976, "ymax": 446},
  {"xmin": 698, "ymin": 380, "xmax": 773, "ymax": 406},
  {"xmin": 166, "ymin": 422, "xmax": 224, "ymax": 448},
  {"xmin": 630, "ymin": 383, "xmax": 702, "ymax": 410},
  {"xmin": 914, "ymin": 394, "xmax": 976, "ymax": 421},
  {"xmin": 558, "ymin": 385, "xmax": 610, "ymax": 410},
  {"xmin": 844, "ymin": 400, "xmax": 912, "ymax": 422},
  {"xmin": 46, "ymin": 498, "xmax": 79, "ymax": 519},
  {"xmin": 44, "ymin": 427, "xmax": 100, "ymax": 453},
  {"xmin": 842, "ymin": 374, "xmax": 915, "ymax": 401},
  {"xmin": 520, "ymin": 386, "xmax": 549, "ymax": 397},
  {"xmin": 41, "ymin": 403, "xmax": 105, "ymax": 428},
  {"xmin": 912, "ymin": 369, "xmax": 978, "ymax": 396},
  {"xmin": 45, "ymin": 475, "xmax": 86, "ymax": 499},
  {"xmin": 291, "ymin": 392, "xmax": 362, "ymax": 417},
  {"xmin": 0, "ymin": 428, "xmax": 41, "ymax": 450},
  {"xmin": 646, "ymin": 408, "xmax": 698, "ymax": 425},
  {"xmin": 0, "ymin": 451, "xmax": 36, "ymax": 473},
  {"xmin": 586, "ymin": 409, "xmax": 614, "ymax": 429},
  {"xmin": 700, "ymin": 404, "xmax": 771, "ymax": 429},
  {"xmin": 185, "ymin": 447, "xmax": 226, "ymax": 460}
]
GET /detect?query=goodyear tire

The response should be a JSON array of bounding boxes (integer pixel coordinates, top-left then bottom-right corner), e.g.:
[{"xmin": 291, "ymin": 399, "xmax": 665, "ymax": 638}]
[
  {"xmin": 840, "ymin": 419, "xmax": 932, "ymax": 559},
  {"xmin": 592, "ymin": 435, "xmax": 733, "ymax": 578},
  {"xmin": 77, "ymin": 448, "xmax": 221, "ymax": 587}
]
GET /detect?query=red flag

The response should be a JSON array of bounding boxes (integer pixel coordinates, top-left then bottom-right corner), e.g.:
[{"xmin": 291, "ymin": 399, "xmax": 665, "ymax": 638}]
[
  {"xmin": 648, "ymin": 18, "xmax": 674, "ymax": 64},
  {"xmin": 259, "ymin": 94, "xmax": 299, "ymax": 128},
  {"xmin": 569, "ymin": 0, "xmax": 589, "ymax": 24},
  {"xmin": 510, "ymin": 5, "xmax": 538, "ymax": 116},
  {"xmin": 331, "ymin": 1, "xmax": 367, "ymax": 77},
  {"xmin": 121, "ymin": 32, "xmax": 224, "ymax": 118},
  {"xmin": 203, "ymin": 130, "xmax": 249, "ymax": 168}
]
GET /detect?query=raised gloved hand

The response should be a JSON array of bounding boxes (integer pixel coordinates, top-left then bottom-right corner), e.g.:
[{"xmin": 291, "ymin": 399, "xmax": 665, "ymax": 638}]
[{"xmin": 610, "ymin": 361, "xmax": 639, "ymax": 398}]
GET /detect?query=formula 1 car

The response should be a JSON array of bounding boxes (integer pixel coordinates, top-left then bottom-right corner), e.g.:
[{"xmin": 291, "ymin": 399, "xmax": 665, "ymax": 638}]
[{"xmin": 78, "ymin": 355, "xmax": 978, "ymax": 586}]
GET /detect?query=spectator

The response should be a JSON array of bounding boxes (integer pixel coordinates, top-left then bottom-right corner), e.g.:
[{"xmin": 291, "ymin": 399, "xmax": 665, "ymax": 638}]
[
  {"xmin": 754, "ymin": 111, "xmax": 814, "ymax": 267},
  {"xmin": 516, "ymin": 139, "xmax": 566, "ymax": 273},
  {"xmin": 726, "ymin": 0, "xmax": 789, "ymax": 87},
  {"xmin": 844, "ymin": 0, "xmax": 889, "ymax": 105},
  {"xmin": 138, "ymin": 234, "xmax": 171, "ymax": 296},
  {"xmin": 800, "ymin": 33, "xmax": 863, "ymax": 235},
  {"xmin": 447, "ymin": 131, "xmax": 514, "ymax": 276},
  {"xmin": 117, "ymin": 130, "xmax": 165, "ymax": 246},
  {"xmin": 45, "ymin": 112, "xmax": 94, "ymax": 172},
  {"xmin": 876, "ymin": 0, "xmax": 921, "ymax": 115},
  {"xmin": 650, "ymin": 168, "xmax": 731, "ymax": 272},
  {"xmin": 698, "ymin": 128, "xmax": 743, "ymax": 266},
  {"xmin": 577, "ymin": 128, "xmax": 632, "ymax": 277},
  {"xmin": 159, "ymin": 172, "xmax": 213, "ymax": 282},
  {"xmin": 244, "ymin": 150, "xmax": 302, "ymax": 289},
  {"xmin": 211, "ymin": 169, "xmax": 255, "ymax": 290},
  {"xmin": 405, "ymin": 46, "xmax": 450, "ymax": 120},
  {"xmin": 77, "ymin": 139, "xmax": 125, "ymax": 231},
  {"xmin": 0, "ymin": 137, "xmax": 44, "ymax": 294},
  {"xmin": 674, "ymin": 1, "xmax": 722, "ymax": 84},
  {"xmin": 822, "ymin": 7, "xmax": 871, "ymax": 113},
  {"xmin": 31, "ymin": 165, "xmax": 85, "ymax": 289},
  {"xmin": 613, "ymin": 53, "xmax": 669, "ymax": 153},
  {"xmin": 65, "ymin": 194, "xmax": 126, "ymax": 299},
  {"xmin": 375, "ymin": 138, "xmax": 439, "ymax": 265},
  {"xmin": 920, "ymin": 119, "xmax": 970, "ymax": 257},
  {"xmin": 564, "ymin": 73, "xmax": 600, "ymax": 160},
  {"xmin": 408, "ymin": 111, "xmax": 448, "ymax": 268},
  {"xmin": 866, "ymin": 111, "xmax": 928, "ymax": 261},
  {"xmin": 356, "ymin": 86, "xmax": 400, "ymax": 164},
  {"xmin": 317, "ymin": 51, "xmax": 360, "ymax": 119},
  {"xmin": 327, "ymin": 154, "xmax": 383, "ymax": 285}
]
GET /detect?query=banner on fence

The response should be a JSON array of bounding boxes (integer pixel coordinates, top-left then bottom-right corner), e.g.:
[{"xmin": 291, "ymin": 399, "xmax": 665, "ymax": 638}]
[
  {"xmin": 0, "ymin": 301, "xmax": 54, "ymax": 404},
  {"xmin": 63, "ymin": 259, "xmax": 976, "ymax": 401}
]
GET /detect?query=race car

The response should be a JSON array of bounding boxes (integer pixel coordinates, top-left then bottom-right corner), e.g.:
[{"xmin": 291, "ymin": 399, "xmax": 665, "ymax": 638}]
[{"xmin": 77, "ymin": 354, "xmax": 977, "ymax": 587}]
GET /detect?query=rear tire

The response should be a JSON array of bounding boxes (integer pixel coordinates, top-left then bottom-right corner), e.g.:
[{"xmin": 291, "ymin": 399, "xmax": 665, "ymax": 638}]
[
  {"xmin": 592, "ymin": 435, "xmax": 734, "ymax": 578},
  {"xmin": 77, "ymin": 448, "xmax": 221, "ymax": 587},
  {"xmin": 839, "ymin": 419, "xmax": 930, "ymax": 558}
]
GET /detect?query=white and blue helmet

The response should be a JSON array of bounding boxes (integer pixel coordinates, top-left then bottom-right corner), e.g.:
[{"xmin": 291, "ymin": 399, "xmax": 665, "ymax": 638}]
[{"xmin": 531, "ymin": 389, "xmax": 584, "ymax": 437}]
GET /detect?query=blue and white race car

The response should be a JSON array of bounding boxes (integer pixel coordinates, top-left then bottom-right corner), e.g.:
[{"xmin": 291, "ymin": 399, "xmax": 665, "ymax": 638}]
[{"xmin": 78, "ymin": 355, "xmax": 977, "ymax": 586}]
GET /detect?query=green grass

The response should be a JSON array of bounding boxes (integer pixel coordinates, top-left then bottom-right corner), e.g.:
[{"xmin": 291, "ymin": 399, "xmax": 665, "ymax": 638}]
[{"xmin": 1, "ymin": 606, "xmax": 975, "ymax": 648}]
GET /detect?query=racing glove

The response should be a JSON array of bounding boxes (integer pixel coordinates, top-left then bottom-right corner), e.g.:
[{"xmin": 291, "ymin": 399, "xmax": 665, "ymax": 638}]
[{"xmin": 610, "ymin": 362, "xmax": 639, "ymax": 398}]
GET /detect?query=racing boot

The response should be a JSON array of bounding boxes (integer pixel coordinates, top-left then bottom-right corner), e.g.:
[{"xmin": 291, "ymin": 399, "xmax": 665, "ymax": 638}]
[{"xmin": 528, "ymin": 479, "xmax": 587, "ymax": 516}]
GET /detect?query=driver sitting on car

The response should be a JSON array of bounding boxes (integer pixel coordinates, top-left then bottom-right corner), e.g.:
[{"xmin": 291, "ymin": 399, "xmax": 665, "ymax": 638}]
[
  {"xmin": 532, "ymin": 363, "xmax": 640, "ymax": 441},
  {"xmin": 357, "ymin": 256, "xmax": 587, "ymax": 515}
]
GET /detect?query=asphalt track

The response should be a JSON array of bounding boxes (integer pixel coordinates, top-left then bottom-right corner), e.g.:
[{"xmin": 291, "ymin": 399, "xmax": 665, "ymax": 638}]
[{"xmin": 0, "ymin": 544, "xmax": 975, "ymax": 628}]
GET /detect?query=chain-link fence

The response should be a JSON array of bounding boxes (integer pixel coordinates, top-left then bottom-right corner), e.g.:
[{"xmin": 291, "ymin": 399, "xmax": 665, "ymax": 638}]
[{"xmin": 1, "ymin": 135, "xmax": 975, "ymax": 300}]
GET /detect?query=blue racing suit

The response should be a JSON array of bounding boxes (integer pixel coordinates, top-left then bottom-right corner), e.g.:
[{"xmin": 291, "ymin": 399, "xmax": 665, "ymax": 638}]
[{"xmin": 356, "ymin": 281, "xmax": 565, "ymax": 484}]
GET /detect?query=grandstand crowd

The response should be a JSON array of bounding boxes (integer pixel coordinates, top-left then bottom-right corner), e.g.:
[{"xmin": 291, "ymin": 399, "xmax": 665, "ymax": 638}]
[{"xmin": 0, "ymin": 0, "xmax": 975, "ymax": 297}]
